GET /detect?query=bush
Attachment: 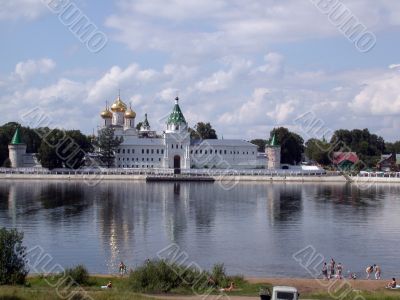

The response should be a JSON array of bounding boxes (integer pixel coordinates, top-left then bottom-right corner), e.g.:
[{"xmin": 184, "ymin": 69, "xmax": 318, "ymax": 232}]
[
  {"xmin": 64, "ymin": 265, "xmax": 89, "ymax": 286},
  {"xmin": 128, "ymin": 260, "xmax": 244, "ymax": 294},
  {"xmin": 0, "ymin": 228, "xmax": 28, "ymax": 285},
  {"xmin": 129, "ymin": 260, "xmax": 209, "ymax": 293},
  {"xmin": 211, "ymin": 263, "xmax": 228, "ymax": 287}
]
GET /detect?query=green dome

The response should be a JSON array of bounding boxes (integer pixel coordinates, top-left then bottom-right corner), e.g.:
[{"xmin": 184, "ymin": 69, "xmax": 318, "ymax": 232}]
[{"xmin": 167, "ymin": 97, "xmax": 187, "ymax": 125}]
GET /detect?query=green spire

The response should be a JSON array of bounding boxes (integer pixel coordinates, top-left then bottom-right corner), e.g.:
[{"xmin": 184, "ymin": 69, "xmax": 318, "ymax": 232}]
[
  {"xmin": 167, "ymin": 97, "xmax": 187, "ymax": 125},
  {"xmin": 270, "ymin": 134, "xmax": 278, "ymax": 147},
  {"xmin": 143, "ymin": 113, "xmax": 150, "ymax": 127},
  {"xmin": 10, "ymin": 127, "xmax": 23, "ymax": 145}
]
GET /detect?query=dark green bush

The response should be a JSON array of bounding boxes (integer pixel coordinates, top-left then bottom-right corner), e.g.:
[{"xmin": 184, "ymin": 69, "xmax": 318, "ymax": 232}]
[
  {"xmin": 64, "ymin": 265, "xmax": 89, "ymax": 286},
  {"xmin": 0, "ymin": 228, "xmax": 28, "ymax": 285},
  {"xmin": 129, "ymin": 260, "xmax": 211, "ymax": 293},
  {"xmin": 129, "ymin": 260, "xmax": 242, "ymax": 294}
]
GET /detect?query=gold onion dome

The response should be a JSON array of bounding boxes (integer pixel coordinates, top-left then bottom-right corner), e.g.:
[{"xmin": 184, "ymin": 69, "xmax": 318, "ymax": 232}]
[
  {"xmin": 111, "ymin": 96, "xmax": 127, "ymax": 112},
  {"xmin": 125, "ymin": 107, "xmax": 136, "ymax": 119},
  {"xmin": 101, "ymin": 108, "xmax": 112, "ymax": 119}
]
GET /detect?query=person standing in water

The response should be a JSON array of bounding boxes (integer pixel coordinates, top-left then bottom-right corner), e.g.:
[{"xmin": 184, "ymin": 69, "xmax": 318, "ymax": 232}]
[
  {"xmin": 322, "ymin": 262, "xmax": 328, "ymax": 280},
  {"xmin": 375, "ymin": 265, "xmax": 381, "ymax": 280},
  {"xmin": 330, "ymin": 258, "xmax": 336, "ymax": 279},
  {"xmin": 366, "ymin": 265, "xmax": 374, "ymax": 279},
  {"xmin": 336, "ymin": 262, "xmax": 343, "ymax": 279}
]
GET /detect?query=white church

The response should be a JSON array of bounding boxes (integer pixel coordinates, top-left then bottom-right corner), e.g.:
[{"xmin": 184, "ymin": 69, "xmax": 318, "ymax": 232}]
[
  {"xmin": 8, "ymin": 94, "xmax": 281, "ymax": 170},
  {"xmin": 99, "ymin": 95, "xmax": 281, "ymax": 170}
]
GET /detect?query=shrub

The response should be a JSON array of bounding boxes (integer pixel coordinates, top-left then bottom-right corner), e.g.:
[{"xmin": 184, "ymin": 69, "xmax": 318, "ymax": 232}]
[
  {"xmin": 0, "ymin": 228, "xmax": 28, "ymax": 285},
  {"xmin": 129, "ymin": 260, "xmax": 210, "ymax": 293},
  {"xmin": 64, "ymin": 265, "xmax": 89, "ymax": 286},
  {"xmin": 211, "ymin": 263, "xmax": 228, "ymax": 287}
]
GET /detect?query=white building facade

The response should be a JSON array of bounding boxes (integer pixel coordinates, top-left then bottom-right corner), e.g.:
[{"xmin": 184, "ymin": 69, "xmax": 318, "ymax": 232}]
[{"xmin": 100, "ymin": 95, "xmax": 260, "ymax": 170}]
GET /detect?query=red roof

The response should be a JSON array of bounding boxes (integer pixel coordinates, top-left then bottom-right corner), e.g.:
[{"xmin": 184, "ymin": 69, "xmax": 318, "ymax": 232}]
[{"xmin": 333, "ymin": 152, "xmax": 359, "ymax": 165}]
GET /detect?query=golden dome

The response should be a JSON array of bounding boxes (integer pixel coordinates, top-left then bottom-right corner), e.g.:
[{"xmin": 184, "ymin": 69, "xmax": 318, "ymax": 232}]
[
  {"xmin": 110, "ymin": 96, "xmax": 127, "ymax": 112},
  {"xmin": 125, "ymin": 107, "xmax": 136, "ymax": 119},
  {"xmin": 101, "ymin": 108, "xmax": 112, "ymax": 119}
]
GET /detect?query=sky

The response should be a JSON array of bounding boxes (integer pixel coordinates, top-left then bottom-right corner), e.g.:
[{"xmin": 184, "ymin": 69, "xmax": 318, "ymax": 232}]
[{"xmin": 1, "ymin": 0, "xmax": 400, "ymax": 141}]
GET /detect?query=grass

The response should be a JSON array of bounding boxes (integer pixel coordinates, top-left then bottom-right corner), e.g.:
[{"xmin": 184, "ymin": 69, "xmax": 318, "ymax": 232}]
[{"xmin": 309, "ymin": 289, "xmax": 400, "ymax": 300}]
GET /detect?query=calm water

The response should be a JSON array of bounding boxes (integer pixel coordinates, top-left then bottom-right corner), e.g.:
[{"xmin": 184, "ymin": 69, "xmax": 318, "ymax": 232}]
[{"xmin": 0, "ymin": 180, "xmax": 399, "ymax": 278}]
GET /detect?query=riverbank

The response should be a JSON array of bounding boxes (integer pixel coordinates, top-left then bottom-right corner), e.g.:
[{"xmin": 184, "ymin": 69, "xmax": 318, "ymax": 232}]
[
  {"xmin": 3, "ymin": 173, "xmax": 400, "ymax": 184},
  {"xmin": 2, "ymin": 275, "xmax": 399, "ymax": 300}
]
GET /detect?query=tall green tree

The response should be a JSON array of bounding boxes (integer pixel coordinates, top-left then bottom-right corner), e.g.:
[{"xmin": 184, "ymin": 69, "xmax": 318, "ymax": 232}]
[
  {"xmin": 0, "ymin": 228, "xmax": 28, "ymax": 285},
  {"xmin": 330, "ymin": 128, "xmax": 385, "ymax": 168},
  {"xmin": 305, "ymin": 138, "xmax": 331, "ymax": 165},
  {"xmin": 190, "ymin": 122, "xmax": 218, "ymax": 140},
  {"xmin": 270, "ymin": 127, "xmax": 304, "ymax": 165},
  {"xmin": 37, "ymin": 129, "xmax": 93, "ymax": 170},
  {"xmin": 385, "ymin": 141, "xmax": 400, "ymax": 154},
  {"xmin": 94, "ymin": 127, "xmax": 123, "ymax": 168},
  {"xmin": 250, "ymin": 139, "xmax": 268, "ymax": 152}
]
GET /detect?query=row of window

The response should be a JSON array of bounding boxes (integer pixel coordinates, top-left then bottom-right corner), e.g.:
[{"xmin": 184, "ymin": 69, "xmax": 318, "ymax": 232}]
[
  {"xmin": 118, "ymin": 157, "xmax": 162, "ymax": 162},
  {"xmin": 191, "ymin": 149, "xmax": 255, "ymax": 155},
  {"xmin": 118, "ymin": 148, "xmax": 165, "ymax": 155},
  {"xmin": 118, "ymin": 165, "xmax": 156, "ymax": 168}
]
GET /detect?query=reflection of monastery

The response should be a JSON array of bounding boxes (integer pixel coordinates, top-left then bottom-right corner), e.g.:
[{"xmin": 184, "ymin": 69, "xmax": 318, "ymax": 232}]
[{"xmin": 98, "ymin": 95, "xmax": 281, "ymax": 170}]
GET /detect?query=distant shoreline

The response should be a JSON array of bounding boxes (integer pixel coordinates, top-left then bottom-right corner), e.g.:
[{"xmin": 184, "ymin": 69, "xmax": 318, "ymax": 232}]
[{"xmin": 2, "ymin": 173, "xmax": 400, "ymax": 184}]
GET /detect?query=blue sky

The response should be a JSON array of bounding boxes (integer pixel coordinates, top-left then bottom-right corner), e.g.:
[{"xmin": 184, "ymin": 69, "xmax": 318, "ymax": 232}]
[{"xmin": 1, "ymin": 0, "xmax": 400, "ymax": 141}]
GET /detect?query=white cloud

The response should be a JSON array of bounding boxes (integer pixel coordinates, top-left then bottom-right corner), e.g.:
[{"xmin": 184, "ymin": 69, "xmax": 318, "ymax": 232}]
[
  {"xmin": 87, "ymin": 64, "xmax": 160, "ymax": 104},
  {"xmin": 254, "ymin": 52, "xmax": 284, "ymax": 76},
  {"xmin": 106, "ymin": 0, "xmax": 400, "ymax": 58},
  {"xmin": 0, "ymin": 0, "xmax": 47, "ymax": 20},
  {"xmin": 14, "ymin": 58, "xmax": 56, "ymax": 81},
  {"xmin": 350, "ymin": 71, "xmax": 400, "ymax": 116},
  {"xmin": 195, "ymin": 57, "xmax": 252, "ymax": 93}
]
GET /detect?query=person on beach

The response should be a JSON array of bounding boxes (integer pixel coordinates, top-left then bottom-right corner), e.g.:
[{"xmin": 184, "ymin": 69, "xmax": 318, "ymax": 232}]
[
  {"xmin": 219, "ymin": 282, "xmax": 235, "ymax": 292},
  {"xmin": 366, "ymin": 265, "xmax": 374, "ymax": 279},
  {"xmin": 330, "ymin": 258, "xmax": 336, "ymax": 279},
  {"xmin": 101, "ymin": 281, "xmax": 112, "ymax": 289},
  {"xmin": 375, "ymin": 265, "xmax": 381, "ymax": 280},
  {"xmin": 119, "ymin": 261, "xmax": 127, "ymax": 276},
  {"xmin": 386, "ymin": 278, "xmax": 396, "ymax": 289},
  {"xmin": 336, "ymin": 262, "xmax": 343, "ymax": 279},
  {"xmin": 322, "ymin": 262, "xmax": 328, "ymax": 280}
]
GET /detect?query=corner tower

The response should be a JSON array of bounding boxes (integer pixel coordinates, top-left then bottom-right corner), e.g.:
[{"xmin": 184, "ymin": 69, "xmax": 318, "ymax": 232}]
[
  {"xmin": 266, "ymin": 134, "xmax": 281, "ymax": 170},
  {"xmin": 8, "ymin": 128, "xmax": 27, "ymax": 168}
]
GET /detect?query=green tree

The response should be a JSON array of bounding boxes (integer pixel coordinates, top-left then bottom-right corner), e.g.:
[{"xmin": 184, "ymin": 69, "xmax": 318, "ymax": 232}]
[
  {"xmin": 330, "ymin": 128, "xmax": 385, "ymax": 167},
  {"xmin": 94, "ymin": 127, "xmax": 123, "ymax": 168},
  {"xmin": 0, "ymin": 228, "xmax": 28, "ymax": 285},
  {"xmin": 305, "ymin": 138, "xmax": 331, "ymax": 165},
  {"xmin": 270, "ymin": 127, "xmax": 304, "ymax": 165},
  {"xmin": 250, "ymin": 139, "xmax": 268, "ymax": 152},
  {"xmin": 136, "ymin": 122, "xmax": 143, "ymax": 131},
  {"xmin": 37, "ymin": 129, "xmax": 93, "ymax": 170},
  {"xmin": 37, "ymin": 129, "xmax": 65, "ymax": 169},
  {"xmin": 385, "ymin": 141, "xmax": 400, "ymax": 154},
  {"xmin": 191, "ymin": 122, "xmax": 218, "ymax": 140}
]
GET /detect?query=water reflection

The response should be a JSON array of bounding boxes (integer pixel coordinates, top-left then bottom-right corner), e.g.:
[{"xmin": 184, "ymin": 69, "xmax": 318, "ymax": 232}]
[
  {"xmin": 0, "ymin": 180, "xmax": 399, "ymax": 277},
  {"xmin": 267, "ymin": 184, "xmax": 303, "ymax": 223}
]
